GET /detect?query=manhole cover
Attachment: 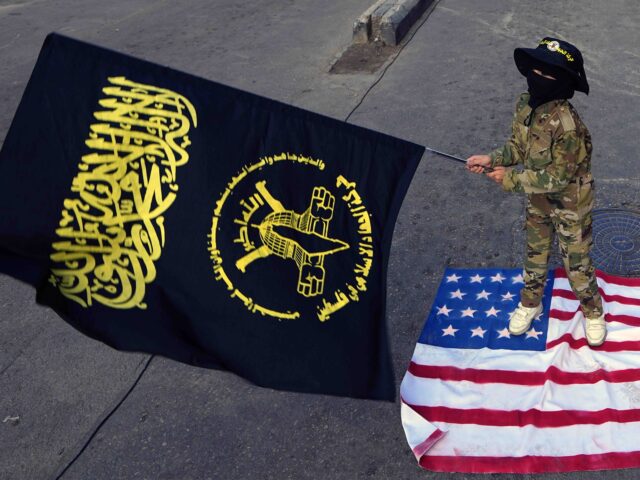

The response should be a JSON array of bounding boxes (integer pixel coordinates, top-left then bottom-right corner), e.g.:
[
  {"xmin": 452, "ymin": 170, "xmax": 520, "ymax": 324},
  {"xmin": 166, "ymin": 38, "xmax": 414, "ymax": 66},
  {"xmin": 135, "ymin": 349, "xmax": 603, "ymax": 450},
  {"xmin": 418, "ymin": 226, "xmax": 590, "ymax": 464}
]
[{"xmin": 592, "ymin": 208, "xmax": 640, "ymax": 276}]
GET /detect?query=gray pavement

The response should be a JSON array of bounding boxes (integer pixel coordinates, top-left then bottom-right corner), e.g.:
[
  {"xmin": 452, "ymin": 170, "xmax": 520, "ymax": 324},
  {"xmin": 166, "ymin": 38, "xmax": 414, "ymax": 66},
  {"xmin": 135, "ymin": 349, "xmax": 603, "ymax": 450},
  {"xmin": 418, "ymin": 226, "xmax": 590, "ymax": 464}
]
[{"xmin": 1, "ymin": 0, "xmax": 639, "ymax": 479}]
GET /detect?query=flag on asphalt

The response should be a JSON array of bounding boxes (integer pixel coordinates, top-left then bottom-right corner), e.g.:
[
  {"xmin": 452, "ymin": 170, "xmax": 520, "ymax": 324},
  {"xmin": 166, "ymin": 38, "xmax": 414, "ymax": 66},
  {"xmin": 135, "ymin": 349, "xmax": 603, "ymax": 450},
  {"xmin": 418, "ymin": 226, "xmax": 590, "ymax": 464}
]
[
  {"xmin": 0, "ymin": 33, "xmax": 424, "ymax": 400},
  {"xmin": 401, "ymin": 267, "xmax": 640, "ymax": 473}
]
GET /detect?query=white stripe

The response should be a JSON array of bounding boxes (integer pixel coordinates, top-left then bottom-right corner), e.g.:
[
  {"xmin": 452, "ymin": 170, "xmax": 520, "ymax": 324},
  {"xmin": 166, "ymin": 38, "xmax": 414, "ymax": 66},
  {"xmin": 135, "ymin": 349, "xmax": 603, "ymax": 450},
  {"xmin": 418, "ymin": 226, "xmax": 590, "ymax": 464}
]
[
  {"xmin": 603, "ymin": 300, "xmax": 640, "ymax": 317},
  {"xmin": 546, "ymin": 311, "xmax": 640, "ymax": 343},
  {"xmin": 555, "ymin": 276, "xmax": 640, "ymax": 300},
  {"xmin": 546, "ymin": 309, "xmax": 579, "ymax": 341},
  {"xmin": 411, "ymin": 342, "xmax": 640, "ymax": 371},
  {"xmin": 550, "ymin": 296, "xmax": 640, "ymax": 317},
  {"xmin": 400, "ymin": 371, "xmax": 640, "ymax": 412},
  {"xmin": 425, "ymin": 420, "xmax": 640, "ymax": 457}
]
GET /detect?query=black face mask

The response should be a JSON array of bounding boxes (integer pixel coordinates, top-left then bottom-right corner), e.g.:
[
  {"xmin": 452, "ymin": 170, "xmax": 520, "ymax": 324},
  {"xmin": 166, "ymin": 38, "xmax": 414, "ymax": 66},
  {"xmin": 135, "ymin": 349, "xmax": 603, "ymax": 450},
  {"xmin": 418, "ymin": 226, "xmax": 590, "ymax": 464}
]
[{"xmin": 526, "ymin": 68, "xmax": 575, "ymax": 111}]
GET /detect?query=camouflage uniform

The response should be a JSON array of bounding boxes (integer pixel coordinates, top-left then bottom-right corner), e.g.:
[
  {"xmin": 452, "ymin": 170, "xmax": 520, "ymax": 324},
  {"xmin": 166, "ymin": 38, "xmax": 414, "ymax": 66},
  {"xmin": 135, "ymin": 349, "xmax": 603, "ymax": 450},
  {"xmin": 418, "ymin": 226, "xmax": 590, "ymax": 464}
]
[{"xmin": 489, "ymin": 92, "xmax": 603, "ymax": 318}]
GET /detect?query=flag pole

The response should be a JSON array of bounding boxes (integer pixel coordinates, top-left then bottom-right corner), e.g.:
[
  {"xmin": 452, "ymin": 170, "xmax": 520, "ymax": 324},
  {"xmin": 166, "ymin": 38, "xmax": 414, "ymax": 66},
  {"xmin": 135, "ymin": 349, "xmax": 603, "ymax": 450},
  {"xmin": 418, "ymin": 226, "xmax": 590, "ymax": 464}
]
[{"xmin": 424, "ymin": 147, "xmax": 494, "ymax": 173}]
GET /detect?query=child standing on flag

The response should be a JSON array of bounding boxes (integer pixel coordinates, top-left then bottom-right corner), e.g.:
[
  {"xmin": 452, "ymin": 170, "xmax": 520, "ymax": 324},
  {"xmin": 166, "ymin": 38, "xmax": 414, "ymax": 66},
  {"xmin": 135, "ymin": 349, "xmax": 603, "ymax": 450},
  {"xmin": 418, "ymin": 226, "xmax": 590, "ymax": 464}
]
[{"xmin": 466, "ymin": 37, "xmax": 606, "ymax": 347}]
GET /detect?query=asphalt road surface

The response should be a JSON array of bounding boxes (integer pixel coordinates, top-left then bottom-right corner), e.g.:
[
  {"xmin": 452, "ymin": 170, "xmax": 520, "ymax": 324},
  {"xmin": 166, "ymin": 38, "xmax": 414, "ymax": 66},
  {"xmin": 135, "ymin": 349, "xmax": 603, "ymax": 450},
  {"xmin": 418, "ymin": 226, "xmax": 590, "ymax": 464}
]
[{"xmin": 1, "ymin": 0, "xmax": 639, "ymax": 479}]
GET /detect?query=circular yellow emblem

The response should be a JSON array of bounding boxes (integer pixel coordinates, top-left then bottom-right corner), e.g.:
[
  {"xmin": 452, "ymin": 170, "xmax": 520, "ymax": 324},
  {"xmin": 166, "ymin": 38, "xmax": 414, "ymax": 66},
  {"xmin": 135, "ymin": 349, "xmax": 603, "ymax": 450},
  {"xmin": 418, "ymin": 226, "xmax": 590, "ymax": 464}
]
[{"xmin": 208, "ymin": 152, "xmax": 373, "ymax": 322}]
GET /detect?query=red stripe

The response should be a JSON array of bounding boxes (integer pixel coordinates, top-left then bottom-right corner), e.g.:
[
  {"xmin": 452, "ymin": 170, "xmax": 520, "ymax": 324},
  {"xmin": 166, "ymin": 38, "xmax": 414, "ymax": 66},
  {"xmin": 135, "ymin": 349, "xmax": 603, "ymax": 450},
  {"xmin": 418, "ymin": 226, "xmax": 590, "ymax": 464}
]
[
  {"xmin": 546, "ymin": 334, "xmax": 640, "ymax": 351},
  {"xmin": 412, "ymin": 428, "xmax": 446, "ymax": 459},
  {"xmin": 549, "ymin": 308, "xmax": 576, "ymax": 320},
  {"xmin": 420, "ymin": 451, "xmax": 640, "ymax": 473},
  {"xmin": 549, "ymin": 309, "xmax": 640, "ymax": 327},
  {"xmin": 554, "ymin": 267, "xmax": 640, "ymax": 288},
  {"xmin": 604, "ymin": 314, "xmax": 640, "ymax": 327},
  {"xmin": 602, "ymin": 292, "xmax": 640, "ymax": 306},
  {"xmin": 407, "ymin": 362, "xmax": 640, "ymax": 385},
  {"xmin": 552, "ymin": 288, "xmax": 640, "ymax": 307},
  {"xmin": 408, "ymin": 404, "xmax": 640, "ymax": 427},
  {"xmin": 552, "ymin": 288, "xmax": 580, "ymax": 300}
]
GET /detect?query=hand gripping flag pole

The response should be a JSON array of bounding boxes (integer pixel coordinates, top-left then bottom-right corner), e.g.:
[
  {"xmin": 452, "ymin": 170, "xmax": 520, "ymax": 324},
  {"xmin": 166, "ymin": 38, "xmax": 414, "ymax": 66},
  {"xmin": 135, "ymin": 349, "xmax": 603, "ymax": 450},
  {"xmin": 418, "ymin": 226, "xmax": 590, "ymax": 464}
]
[{"xmin": 425, "ymin": 146, "xmax": 494, "ymax": 173}]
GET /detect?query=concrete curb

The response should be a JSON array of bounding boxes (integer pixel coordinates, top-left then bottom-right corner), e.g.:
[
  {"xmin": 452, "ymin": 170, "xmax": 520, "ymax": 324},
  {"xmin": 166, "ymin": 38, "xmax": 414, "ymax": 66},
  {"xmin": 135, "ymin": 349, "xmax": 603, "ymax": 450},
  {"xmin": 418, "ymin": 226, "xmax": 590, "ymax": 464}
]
[
  {"xmin": 353, "ymin": 0, "xmax": 436, "ymax": 46},
  {"xmin": 353, "ymin": 0, "xmax": 386, "ymax": 44}
]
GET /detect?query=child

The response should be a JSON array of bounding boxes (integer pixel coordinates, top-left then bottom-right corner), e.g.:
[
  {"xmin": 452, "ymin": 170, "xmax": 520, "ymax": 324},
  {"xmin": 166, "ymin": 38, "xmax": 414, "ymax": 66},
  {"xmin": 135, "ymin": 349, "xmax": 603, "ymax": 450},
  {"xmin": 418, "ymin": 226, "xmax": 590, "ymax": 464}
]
[{"xmin": 466, "ymin": 37, "xmax": 606, "ymax": 347}]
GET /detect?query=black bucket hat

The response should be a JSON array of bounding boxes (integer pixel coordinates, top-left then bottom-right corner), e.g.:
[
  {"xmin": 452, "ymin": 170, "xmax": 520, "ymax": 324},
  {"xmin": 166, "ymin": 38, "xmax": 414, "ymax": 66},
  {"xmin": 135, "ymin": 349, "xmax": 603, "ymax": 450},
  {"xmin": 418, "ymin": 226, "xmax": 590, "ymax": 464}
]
[{"xmin": 514, "ymin": 37, "xmax": 589, "ymax": 94}]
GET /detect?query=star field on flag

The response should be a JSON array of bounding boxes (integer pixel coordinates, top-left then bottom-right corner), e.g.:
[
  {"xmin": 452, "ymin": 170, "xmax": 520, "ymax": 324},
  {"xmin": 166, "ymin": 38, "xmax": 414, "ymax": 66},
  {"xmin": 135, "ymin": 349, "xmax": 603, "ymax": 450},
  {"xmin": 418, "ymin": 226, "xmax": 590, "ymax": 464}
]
[{"xmin": 418, "ymin": 268, "xmax": 554, "ymax": 351}]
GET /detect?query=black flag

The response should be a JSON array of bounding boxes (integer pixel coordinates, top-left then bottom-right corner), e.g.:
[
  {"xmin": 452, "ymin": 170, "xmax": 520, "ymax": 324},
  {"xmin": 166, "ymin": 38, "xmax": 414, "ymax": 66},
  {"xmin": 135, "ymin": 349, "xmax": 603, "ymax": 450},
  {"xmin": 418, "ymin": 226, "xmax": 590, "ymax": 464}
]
[{"xmin": 0, "ymin": 34, "xmax": 423, "ymax": 400}]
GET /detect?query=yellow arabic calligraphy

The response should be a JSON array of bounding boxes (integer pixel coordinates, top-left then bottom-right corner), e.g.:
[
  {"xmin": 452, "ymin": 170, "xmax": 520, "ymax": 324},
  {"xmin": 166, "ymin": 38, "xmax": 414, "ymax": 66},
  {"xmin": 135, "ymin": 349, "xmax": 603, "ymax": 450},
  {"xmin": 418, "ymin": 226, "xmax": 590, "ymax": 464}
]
[
  {"xmin": 49, "ymin": 77, "xmax": 197, "ymax": 309},
  {"xmin": 316, "ymin": 175, "xmax": 374, "ymax": 321}
]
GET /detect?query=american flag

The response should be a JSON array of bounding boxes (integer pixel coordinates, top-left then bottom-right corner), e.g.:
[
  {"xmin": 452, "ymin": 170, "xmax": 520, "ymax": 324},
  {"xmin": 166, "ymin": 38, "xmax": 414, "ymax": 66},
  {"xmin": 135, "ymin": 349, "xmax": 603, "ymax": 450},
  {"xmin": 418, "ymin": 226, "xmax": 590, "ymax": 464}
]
[{"xmin": 400, "ymin": 267, "xmax": 640, "ymax": 474}]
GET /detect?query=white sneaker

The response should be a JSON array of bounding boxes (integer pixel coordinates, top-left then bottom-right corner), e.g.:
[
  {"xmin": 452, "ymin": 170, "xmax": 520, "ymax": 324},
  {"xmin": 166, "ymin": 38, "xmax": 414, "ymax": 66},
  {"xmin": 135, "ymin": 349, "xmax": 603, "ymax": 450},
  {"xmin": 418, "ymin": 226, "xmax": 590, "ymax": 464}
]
[
  {"xmin": 508, "ymin": 302, "xmax": 542, "ymax": 335},
  {"xmin": 585, "ymin": 314, "xmax": 607, "ymax": 347}
]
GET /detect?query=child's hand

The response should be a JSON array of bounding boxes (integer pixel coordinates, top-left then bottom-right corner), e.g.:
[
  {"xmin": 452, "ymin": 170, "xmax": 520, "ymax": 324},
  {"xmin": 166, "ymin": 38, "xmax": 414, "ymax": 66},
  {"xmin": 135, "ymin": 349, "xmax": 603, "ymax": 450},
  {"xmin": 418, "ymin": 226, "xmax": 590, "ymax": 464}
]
[
  {"xmin": 466, "ymin": 155, "xmax": 491, "ymax": 174},
  {"xmin": 486, "ymin": 166, "xmax": 506, "ymax": 184}
]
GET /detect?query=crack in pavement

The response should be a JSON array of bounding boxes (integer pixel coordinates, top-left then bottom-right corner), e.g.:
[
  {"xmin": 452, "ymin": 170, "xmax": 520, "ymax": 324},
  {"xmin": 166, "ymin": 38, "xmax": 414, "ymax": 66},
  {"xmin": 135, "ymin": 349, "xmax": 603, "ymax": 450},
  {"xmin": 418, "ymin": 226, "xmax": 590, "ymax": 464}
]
[
  {"xmin": 345, "ymin": 0, "xmax": 442, "ymax": 123},
  {"xmin": 0, "ymin": 330, "xmax": 42, "ymax": 378},
  {"xmin": 50, "ymin": 355, "xmax": 154, "ymax": 480}
]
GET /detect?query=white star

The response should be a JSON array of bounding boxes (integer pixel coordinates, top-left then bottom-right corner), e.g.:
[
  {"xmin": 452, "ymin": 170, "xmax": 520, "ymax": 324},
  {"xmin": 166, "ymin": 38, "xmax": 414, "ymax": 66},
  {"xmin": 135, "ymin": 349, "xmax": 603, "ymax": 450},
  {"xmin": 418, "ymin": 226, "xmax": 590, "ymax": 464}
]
[
  {"xmin": 446, "ymin": 273, "xmax": 461, "ymax": 283},
  {"xmin": 469, "ymin": 274, "xmax": 485, "ymax": 284},
  {"xmin": 496, "ymin": 327, "xmax": 511, "ymax": 339},
  {"xmin": 442, "ymin": 324, "xmax": 458, "ymax": 336},
  {"xmin": 501, "ymin": 291, "xmax": 516, "ymax": 301},
  {"xmin": 436, "ymin": 305, "xmax": 452, "ymax": 316},
  {"xmin": 485, "ymin": 306, "xmax": 501, "ymax": 317},
  {"xmin": 535, "ymin": 311, "xmax": 544, "ymax": 321},
  {"xmin": 526, "ymin": 328, "xmax": 543, "ymax": 340},
  {"xmin": 470, "ymin": 326, "xmax": 487, "ymax": 338},
  {"xmin": 476, "ymin": 290, "xmax": 492, "ymax": 300},
  {"xmin": 512, "ymin": 274, "xmax": 524, "ymax": 284},
  {"xmin": 461, "ymin": 307, "xmax": 477, "ymax": 318},
  {"xmin": 490, "ymin": 273, "xmax": 506, "ymax": 283},
  {"xmin": 450, "ymin": 289, "xmax": 466, "ymax": 300}
]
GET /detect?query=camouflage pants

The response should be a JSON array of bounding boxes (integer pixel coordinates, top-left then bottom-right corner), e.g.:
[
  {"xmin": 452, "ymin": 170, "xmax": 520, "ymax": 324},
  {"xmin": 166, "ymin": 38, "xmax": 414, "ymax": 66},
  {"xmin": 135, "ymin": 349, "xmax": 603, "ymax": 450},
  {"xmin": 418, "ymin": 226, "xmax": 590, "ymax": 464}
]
[{"xmin": 521, "ymin": 178, "xmax": 603, "ymax": 318}]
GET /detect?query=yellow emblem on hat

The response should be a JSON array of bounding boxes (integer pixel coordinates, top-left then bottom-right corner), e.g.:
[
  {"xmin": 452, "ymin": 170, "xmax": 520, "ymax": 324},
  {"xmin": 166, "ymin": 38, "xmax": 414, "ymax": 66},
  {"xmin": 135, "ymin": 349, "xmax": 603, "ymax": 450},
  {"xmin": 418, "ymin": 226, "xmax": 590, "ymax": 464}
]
[
  {"xmin": 547, "ymin": 40, "xmax": 560, "ymax": 52},
  {"xmin": 539, "ymin": 39, "xmax": 575, "ymax": 62}
]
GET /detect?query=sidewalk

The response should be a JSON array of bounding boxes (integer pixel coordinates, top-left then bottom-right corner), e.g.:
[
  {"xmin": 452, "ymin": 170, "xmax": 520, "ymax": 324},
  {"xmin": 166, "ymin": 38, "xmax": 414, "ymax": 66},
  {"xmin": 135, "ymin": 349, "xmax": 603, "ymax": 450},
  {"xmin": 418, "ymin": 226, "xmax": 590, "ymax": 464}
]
[{"xmin": 1, "ymin": 0, "xmax": 639, "ymax": 479}]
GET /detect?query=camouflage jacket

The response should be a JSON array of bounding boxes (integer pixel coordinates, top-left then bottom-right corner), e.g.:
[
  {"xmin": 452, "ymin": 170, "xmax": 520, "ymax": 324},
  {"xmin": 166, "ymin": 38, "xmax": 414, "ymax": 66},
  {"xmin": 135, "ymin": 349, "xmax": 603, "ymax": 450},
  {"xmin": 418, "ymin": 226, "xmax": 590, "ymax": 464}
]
[{"xmin": 488, "ymin": 92, "xmax": 592, "ymax": 196}]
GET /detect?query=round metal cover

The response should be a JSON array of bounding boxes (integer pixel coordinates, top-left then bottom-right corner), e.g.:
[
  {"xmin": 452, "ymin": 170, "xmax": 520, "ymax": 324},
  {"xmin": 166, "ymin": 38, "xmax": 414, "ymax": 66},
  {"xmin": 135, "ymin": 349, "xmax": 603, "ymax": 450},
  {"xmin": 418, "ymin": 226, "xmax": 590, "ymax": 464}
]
[{"xmin": 591, "ymin": 208, "xmax": 640, "ymax": 277}]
